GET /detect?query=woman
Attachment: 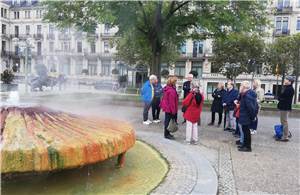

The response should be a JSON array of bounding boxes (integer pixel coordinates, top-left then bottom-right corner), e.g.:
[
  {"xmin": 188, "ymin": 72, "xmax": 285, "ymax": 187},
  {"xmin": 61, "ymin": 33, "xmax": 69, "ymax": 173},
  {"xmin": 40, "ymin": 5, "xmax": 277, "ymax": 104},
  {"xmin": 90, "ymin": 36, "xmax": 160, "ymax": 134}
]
[
  {"xmin": 182, "ymin": 80, "xmax": 204, "ymax": 144},
  {"xmin": 208, "ymin": 82, "xmax": 225, "ymax": 127},
  {"xmin": 250, "ymin": 79, "xmax": 264, "ymax": 134},
  {"xmin": 160, "ymin": 76, "xmax": 179, "ymax": 140}
]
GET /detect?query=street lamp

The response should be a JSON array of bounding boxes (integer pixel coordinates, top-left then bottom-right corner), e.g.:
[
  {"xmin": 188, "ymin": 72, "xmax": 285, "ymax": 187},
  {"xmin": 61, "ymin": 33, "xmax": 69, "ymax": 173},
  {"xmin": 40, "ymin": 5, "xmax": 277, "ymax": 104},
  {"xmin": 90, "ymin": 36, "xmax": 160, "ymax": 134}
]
[
  {"xmin": 275, "ymin": 64, "xmax": 279, "ymax": 97},
  {"xmin": 12, "ymin": 37, "xmax": 34, "ymax": 93}
]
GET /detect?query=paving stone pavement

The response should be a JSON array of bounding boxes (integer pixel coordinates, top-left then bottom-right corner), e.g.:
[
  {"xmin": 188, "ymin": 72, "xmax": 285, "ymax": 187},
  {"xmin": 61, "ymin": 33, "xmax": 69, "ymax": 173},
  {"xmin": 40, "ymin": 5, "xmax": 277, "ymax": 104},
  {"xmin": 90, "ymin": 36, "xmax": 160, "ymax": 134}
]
[{"xmin": 23, "ymin": 96, "xmax": 300, "ymax": 195}]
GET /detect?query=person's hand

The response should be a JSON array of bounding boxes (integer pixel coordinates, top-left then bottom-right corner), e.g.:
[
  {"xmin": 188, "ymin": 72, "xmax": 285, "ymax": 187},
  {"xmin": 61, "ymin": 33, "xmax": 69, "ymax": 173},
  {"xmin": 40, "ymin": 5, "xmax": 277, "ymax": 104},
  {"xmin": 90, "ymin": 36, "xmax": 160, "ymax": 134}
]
[
  {"xmin": 217, "ymin": 95, "xmax": 221, "ymax": 98},
  {"xmin": 234, "ymin": 100, "xmax": 238, "ymax": 105},
  {"xmin": 223, "ymin": 103, "xmax": 226, "ymax": 106}
]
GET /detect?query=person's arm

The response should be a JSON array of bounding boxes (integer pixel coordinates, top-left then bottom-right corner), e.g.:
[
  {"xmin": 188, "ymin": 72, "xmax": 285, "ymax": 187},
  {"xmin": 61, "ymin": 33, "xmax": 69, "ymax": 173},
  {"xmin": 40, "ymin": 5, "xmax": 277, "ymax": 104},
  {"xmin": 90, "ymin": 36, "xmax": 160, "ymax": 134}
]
[
  {"xmin": 182, "ymin": 93, "xmax": 192, "ymax": 106},
  {"xmin": 245, "ymin": 95, "xmax": 256, "ymax": 120}
]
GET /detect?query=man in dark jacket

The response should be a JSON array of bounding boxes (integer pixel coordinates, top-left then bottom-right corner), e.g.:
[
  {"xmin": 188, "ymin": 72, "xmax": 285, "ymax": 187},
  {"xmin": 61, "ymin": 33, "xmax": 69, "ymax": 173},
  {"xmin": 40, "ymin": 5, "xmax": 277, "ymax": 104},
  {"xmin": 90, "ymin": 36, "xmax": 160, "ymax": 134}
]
[
  {"xmin": 277, "ymin": 76, "xmax": 295, "ymax": 142},
  {"xmin": 238, "ymin": 81, "xmax": 258, "ymax": 152},
  {"xmin": 208, "ymin": 82, "xmax": 226, "ymax": 127},
  {"xmin": 222, "ymin": 80, "xmax": 239, "ymax": 131},
  {"xmin": 183, "ymin": 74, "xmax": 193, "ymax": 98}
]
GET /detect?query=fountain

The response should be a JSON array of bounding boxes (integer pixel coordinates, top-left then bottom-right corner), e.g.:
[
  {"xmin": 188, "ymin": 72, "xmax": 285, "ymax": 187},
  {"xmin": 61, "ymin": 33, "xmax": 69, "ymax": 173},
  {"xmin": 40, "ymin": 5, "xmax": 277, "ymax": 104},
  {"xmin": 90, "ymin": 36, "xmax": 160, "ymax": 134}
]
[{"xmin": 0, "ymin": 96, "xmax": 136, "ymax": 174}]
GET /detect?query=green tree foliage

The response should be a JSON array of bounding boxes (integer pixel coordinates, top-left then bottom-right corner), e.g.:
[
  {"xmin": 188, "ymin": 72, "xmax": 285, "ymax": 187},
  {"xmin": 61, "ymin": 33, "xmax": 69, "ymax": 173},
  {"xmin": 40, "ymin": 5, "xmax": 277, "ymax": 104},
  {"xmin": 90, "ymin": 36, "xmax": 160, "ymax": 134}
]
[
  {"xmin": 43, "ymin": 1, "xmax": 267, "ymax": 77},
  {"xmin": 212, "ymin": 33, "xmax": 265, "ymax": 80},
  {"xmin": 265, "ymin": 33, "xmax": 300, "ymax": 103}
]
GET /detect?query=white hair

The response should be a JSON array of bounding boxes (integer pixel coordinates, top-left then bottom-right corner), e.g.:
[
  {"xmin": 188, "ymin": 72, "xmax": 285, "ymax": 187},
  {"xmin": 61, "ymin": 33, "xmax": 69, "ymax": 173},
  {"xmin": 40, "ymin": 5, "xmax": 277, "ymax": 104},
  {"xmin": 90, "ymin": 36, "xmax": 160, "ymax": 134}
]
[
  {"xmin": 241, "ymin": 81, "xmax": 251, "ymax": 89},
  {"xmin": 149, "ymin": 75, "xmax": 157, "ymax": 81},
  {"xmin": 253, "ymin": 79, "xmax": 261, "ymax": 87}
]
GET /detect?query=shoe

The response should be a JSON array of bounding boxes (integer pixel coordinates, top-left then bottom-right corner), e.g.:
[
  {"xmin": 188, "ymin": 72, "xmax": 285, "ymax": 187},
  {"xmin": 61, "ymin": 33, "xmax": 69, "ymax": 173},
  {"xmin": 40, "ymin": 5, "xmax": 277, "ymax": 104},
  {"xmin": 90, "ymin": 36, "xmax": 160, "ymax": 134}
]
[
  {"xmin": 143, "ymin": 121, "xmax": 151, "ymax": 125},
  {"xmin": 153, "ymin": 119, "xmax": 161, "ymax": 124},
  {"xmin": 233, "ymin": 134, "xmax": 240, "ymax": 138},
  {"xmin": 192, "ymin": 141, "xmax": 199, "ymax": 145},
  {"xmin": 217, "ymin": 124, "xmax": 221, "ymax": 127},
  {"xmin": 224, "ymin": 128, "xmax": 231, "ymax": 131},
  {"xmin": 235, "ymin": 140, "xmax": 241, "ymax": 145},
  {"xmin": 165, "ymin": 134, "xmax": 175, "ymax": 140},
  {"xmin": 229, "ymin": 128, "xmax": 235, "ymax": 132},
  {"xmin": 237, "ymin": 145, "xmax": 245, "ymax": 149},
  {"xmin": 275, "ymin": 138, "xmax": 289, "ymax": 142},
  {"xmin": 208, "ymin": 123, "xmax": 214, "ymax": 126},
  {"xmin": 238, "ymin": 147, "xmax": 252, "ymax": 152},
  {"xmin": 185, "ymin": 140, "xmax": 191, "ymax": 145},
  {"xmin": 251, "ymin": 130, "xmax": 257, "ymax": 135}
]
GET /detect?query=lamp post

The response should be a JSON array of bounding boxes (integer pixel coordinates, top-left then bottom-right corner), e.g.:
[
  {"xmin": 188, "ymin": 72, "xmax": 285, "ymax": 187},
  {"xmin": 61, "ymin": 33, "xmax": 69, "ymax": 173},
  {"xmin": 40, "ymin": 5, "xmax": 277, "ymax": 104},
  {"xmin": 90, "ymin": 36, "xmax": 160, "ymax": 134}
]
[
  {"xmin": 275, "ymin": 64, "xmax": 279, "ymax": 97},
  {"xmin": 12, "ymin": 38, "xmax": 34, "ymax": 93}
]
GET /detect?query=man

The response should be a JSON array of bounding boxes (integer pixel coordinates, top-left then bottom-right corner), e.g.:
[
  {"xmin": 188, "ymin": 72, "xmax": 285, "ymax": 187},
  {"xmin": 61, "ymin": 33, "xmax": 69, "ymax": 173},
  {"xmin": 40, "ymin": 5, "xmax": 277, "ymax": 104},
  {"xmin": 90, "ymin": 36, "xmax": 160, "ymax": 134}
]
[
  {"xmin": 238, "ymin": 81, "xmax": 258, "ymax": 152},
  {"xmin": 141, "ymin": 75, "xmax": 157, "ymax": 125},
  {"xmin": 250, "ymin": 79, "xmax": 265, "ymax": 135},
  {"xmin": 276, "ymin": 76, "xmax": 295, "ymax": 142},
  {"xmin": 183, "ymin": 74, "xmax": 193, "ymax": 98},
  {"xmin": 152, "ymin": 77, "xmax": 163, "ymax": 123},
  {"xmin": 222, "ymin": 80, "xmax": 239, "ymax": 131}
]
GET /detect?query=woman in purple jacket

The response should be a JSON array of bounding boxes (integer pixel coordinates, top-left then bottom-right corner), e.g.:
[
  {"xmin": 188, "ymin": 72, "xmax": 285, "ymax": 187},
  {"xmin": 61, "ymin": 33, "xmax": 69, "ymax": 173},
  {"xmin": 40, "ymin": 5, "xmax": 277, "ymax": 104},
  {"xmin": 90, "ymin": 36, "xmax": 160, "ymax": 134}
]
[{"xmin": 160, "ymin": 76, "xmax": 179, "ymax": 140}]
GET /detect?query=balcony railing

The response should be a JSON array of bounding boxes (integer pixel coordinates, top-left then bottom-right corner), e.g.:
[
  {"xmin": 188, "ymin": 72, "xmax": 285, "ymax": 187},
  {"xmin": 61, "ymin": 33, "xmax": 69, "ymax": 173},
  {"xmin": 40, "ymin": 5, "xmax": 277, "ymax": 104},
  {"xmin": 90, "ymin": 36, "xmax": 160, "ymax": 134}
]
[
  {"xmin": 273, "ymin": 29, "xmax": 290, "ymax": 36},
  {"xmin": 47, "ymin": 34, "xmax": 55, "ymax": 40},
  {"xmin": 33, "ymin": 34, "xmax": 43, "ymax": 40},
  {"xmin": 87, "ymin": 33, "xmax": 99, "ymax": 39},
  {"xmin": 100, "ymin": 32, "xmax": 115, "ymax": 39},
  {"xmin": 179, "ymin": 52, "xmax": 204, "ymax": 58},
  {"xmin": 58, "ymin": 34, "xmax": 71, "ymax": 40},
  {"xmin": 276, "ymin": 6, "xmax": 293, "ymax": 14}
]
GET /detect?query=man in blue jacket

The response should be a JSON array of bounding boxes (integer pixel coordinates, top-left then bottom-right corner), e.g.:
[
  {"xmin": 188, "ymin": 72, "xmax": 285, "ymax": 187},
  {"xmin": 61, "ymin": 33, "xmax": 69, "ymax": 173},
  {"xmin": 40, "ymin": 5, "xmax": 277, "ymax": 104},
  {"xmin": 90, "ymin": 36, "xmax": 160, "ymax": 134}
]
[
  {"xmin": 222, "ymin": 80, "xmax": 239, "ymax": 131},
  {"xmin": 141, "ymin": 75, "xmax": 157, "ymax": 125},
  {"xmin": 238, "ymin": 81, "xmax": 258, "ymax": 152}
]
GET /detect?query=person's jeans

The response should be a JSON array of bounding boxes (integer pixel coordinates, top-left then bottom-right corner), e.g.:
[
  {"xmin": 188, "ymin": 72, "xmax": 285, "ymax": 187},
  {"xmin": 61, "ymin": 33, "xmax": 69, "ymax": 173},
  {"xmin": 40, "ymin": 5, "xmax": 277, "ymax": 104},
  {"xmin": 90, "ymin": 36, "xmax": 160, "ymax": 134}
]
[
  {"xmin": 242, "ymin": 125, "xmax": 251, "ymax": 149},
  {"xmin": 238, "ymin": 122, "xmax": 244, "ymax": 144},
  {"xmin": 151, "ymin": 97, "xmax": 161, "ymax": 120},
  {"xmin": 186, "ymin": 121, "xmax": 198, "ymax": 142},
  {"xmin": 280, "ymin": 111, "xmax": 289, "ymax": 139},
  {"xmin": 225, "ymin": 110, "xmax": 236, "ymax": 129},
  {"xmin": 143, "ymin": 102, "xmax": 152, "ymax": 121},
  {"xmin": 211, "ymin": 112, "xmax": 222, "ymax": 124}
]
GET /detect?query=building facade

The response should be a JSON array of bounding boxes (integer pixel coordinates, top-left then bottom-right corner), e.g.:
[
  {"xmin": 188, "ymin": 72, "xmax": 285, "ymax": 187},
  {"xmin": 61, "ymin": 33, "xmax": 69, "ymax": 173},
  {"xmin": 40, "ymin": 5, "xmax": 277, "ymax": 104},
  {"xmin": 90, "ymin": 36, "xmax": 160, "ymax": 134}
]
[{"xmin": 1, "ymin": 0, "xmax": 299, "ymax": 102}]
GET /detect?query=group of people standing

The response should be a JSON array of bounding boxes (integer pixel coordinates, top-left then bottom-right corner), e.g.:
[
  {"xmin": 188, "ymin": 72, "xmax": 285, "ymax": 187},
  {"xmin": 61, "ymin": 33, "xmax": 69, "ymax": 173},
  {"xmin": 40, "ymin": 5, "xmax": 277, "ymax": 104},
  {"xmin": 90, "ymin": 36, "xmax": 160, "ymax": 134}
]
[{"xmin": 141, "ymin": 73, "xmax": 295, "ymax": 152}]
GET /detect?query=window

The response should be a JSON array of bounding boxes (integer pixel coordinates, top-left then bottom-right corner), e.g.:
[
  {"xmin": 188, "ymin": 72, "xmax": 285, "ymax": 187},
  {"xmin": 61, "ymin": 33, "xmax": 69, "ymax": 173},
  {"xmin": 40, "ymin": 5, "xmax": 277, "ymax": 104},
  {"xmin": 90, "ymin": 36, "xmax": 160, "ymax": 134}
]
[
  {"xmin": 174, "ymin": 62, "xmax": 186, "ymax": 77},
  {"xmin": 101, "ymin": 60, "xmax": 111, "ymax": 76},
  {"xmin": 192, "ymin": 41, "xmax": 203, "ymax": 57},
  {"xmin": 36, "ymin": 10, "xmax": 42, "ymax": 18},
  {"xmin": 49, "ymin": 42, "xmax": 54, "ymax": 52},
  {"xmin": 2, "ymin": 41, "xmax": 6, "ymax": 52},
  {"xmin": 90, "ymin": 42, "xmax": 96, "ymax": 53},
  {"xmin": 49, "ymin": 24, "xmax": 54, "ymax": 34},
  {"xmin": 62, "ymin": 42, "xmax": 70, "ymax": 51},
  {"xmin": 15, "ymin": 45, "xmax": 19, "ymax": 55},
  {"xmin": 25, "ymin": 10, "xmax": 31, "ymax": 19},
  {"xmin": 37, "ymin": 25, "xmax": 42, "ymax": 35},
  {"xmin": 191, "ymin": 62, "xmax": 203, "ymax": 78},
  {"xmin": 104, "ymin": 41, "xmax": 109, "ymax": 53},
  {"xmin": 77, "ymin": 42, "xmax": 82, "ymax": 53},
  {"xmin": 297, "ymin": 18, "xmax": 300, "ymax": 30},
  {"xmin": 1, "ymin": 8, "xmax": 3, "ymax": 17},
  {"xmin": 76, "ymin": 59, "xmax": 83, "ymax": 75},
  {"xmin": 275, "ymin": 17, "xmax": 289, "ymax": 32},
  {"xmin": 2, "ymin": 24, "xmax": 6, "ymax": 34},
  {"xmin": 15, "ymin": 26, "xmax": 19, "ymax": 37},
  {"xmin": 180, "ymin": 42, "xmax": 186, "ymax": 54},
  {"xmin": 14, "ymin": 11, "xmax": 19, "ymax": 19},
  {"xmin": 207, "ymin": 82, "xmax": 218, "ymax": 95},
  {"xmin": 37, "ymin": 42, "xmax": 42, "ymax": 55},
  {"xmin": 277, "ymin": 0, "xmax": 290, "ymax": 8},
  {"xmin": 88, "ymin": 60, "xmax": 97, "ymax": 75},
  {"xmin": 104, "ymin": 23, "xmax": 110, "ymax": 34},
  {"xmin": 26, "ymin": 25, "xmax": 30, "ymax": 35}
]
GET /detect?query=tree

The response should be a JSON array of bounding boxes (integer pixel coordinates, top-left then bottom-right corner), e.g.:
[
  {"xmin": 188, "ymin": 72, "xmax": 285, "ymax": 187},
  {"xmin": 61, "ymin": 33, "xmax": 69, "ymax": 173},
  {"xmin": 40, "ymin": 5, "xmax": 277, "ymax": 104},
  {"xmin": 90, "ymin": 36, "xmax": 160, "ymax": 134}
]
[
  {"xmin": 212, "ymin": 33, "xmax": 265, "ymax": 81},
  {"xmin": 265, "ymin": 33, "xmax": 300, "ymax": 103},
  {"xmin": 43, "ymin": 1, "xmax": 267, "ymax": 78}
]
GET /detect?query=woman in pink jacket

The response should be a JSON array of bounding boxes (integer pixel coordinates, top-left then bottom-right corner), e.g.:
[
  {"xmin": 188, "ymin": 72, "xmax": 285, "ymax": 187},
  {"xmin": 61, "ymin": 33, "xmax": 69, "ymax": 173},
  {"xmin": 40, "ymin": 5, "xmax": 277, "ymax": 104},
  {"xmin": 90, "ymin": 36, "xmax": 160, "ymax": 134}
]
[{"xmin": 160, "ymin": 76, "xmax": 178, "ymax": 140}]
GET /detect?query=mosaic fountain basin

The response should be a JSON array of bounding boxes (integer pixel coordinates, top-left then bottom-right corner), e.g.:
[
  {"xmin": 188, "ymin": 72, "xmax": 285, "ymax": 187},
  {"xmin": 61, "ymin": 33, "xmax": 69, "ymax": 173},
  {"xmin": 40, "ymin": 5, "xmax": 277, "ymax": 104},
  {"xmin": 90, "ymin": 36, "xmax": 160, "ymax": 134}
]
[{"xmin": 0, "ymin": 105, "xmax": 136, "ymax": 174}]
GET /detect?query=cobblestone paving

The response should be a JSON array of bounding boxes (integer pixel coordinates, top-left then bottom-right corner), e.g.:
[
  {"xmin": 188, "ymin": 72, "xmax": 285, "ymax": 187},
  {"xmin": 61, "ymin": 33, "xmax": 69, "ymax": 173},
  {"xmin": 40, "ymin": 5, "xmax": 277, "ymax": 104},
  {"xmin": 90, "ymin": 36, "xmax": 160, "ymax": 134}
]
[{"xmin": 25, "ymin": 97, "xmax": 300, "ymax": 195}]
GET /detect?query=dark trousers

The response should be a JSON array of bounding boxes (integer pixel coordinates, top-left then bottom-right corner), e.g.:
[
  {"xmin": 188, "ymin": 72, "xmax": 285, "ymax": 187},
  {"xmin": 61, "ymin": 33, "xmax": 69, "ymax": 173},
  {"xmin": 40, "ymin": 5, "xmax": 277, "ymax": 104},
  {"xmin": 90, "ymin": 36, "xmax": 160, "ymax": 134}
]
[
  {"xmin": 242, "ymin": 125, "xmax": 251, "ymax": 149},
  {"xmin": 250, "ymin": 118, "xmax": 258, "ymax": 130},
  {"xmin": 211, "ymin": 112, "xmax": 222, "ymax": 124},
  {"xmin": 152, "ymin": 97, "xmax": 161, "ymax": 120},
  {"xmin": 164, "ymin": 112, "xmax": 177, "ymax": 136},
  {"xmin": 143, "ymin": 102, "xmax": 152, "ymax": 121}
]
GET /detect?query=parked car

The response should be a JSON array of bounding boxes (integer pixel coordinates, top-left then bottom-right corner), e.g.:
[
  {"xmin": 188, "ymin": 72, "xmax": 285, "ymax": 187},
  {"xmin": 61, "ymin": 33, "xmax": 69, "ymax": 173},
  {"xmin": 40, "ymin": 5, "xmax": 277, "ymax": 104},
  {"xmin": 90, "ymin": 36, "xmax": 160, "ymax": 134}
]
[
  {"xmin": 94, "ymin": 80, "xmax": 119, "ymax": 91},
  {"xmin": 264, "ymin": 91, "xmax": 277, "ymax": 103}
]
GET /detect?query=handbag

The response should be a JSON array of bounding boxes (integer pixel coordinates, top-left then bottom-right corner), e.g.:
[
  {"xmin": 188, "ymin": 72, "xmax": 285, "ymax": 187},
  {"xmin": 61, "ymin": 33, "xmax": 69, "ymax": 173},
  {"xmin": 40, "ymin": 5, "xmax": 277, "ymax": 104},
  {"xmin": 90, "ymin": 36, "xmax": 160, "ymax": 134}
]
[
  {"xmin": 182, "ymin": 96, "xmax": 194, "ymax": 113},
  {"xmin": 167, "ymin": 119, "xmax": 178, "ymax": 133}
]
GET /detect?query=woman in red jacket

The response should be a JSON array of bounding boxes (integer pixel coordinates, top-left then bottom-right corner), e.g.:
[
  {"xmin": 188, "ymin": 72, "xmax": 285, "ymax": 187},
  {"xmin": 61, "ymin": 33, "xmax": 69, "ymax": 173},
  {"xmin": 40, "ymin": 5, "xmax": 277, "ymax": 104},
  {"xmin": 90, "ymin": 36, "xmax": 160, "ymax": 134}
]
[
  {"xmin": 182, "ymin": 81, "xmax": 204, "ymax": 144},
  {"xmin": 160, "ymin": 76, "xmax": 179, "ymax": 140}
]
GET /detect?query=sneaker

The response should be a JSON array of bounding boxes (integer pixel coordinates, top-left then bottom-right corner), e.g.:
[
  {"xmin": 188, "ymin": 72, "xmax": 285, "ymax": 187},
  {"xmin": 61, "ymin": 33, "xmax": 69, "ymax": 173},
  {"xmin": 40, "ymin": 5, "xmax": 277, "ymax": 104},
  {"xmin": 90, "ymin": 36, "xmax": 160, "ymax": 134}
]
[
  {"xmin": 143, "ymin": 121, "xmax": 151, "ymax": 125},
  {"xmin": 153, "ymin": 119, "xmax": 161, "ymax": 123},
  {"xmin": 251, "ymin": 130, "xmax": 257, "ymax": 135},
  {"xmin": 276, "ymin": 138, "xmax": 289, "ymax": 142},
  {"xmin": 185, "ymin": 140, "xmax": 191, "ymax": 145},
  {"xmin": 165, "ymin": 134, "xmax": 175, "ymax": 140},
  {"xmin": 235, "ymin": 140, "xmax": 241, "ymax": 145},
  {"xmin": 192, "ymin": 141, "xmax": 199, "ymax": 145},
  {"xmin": 217, "ymin": 124, "xmax": 221, "ymax": 128},
  {"xmin": 207, "ymin": 123, "xmax": 214, "ymax": 126}
]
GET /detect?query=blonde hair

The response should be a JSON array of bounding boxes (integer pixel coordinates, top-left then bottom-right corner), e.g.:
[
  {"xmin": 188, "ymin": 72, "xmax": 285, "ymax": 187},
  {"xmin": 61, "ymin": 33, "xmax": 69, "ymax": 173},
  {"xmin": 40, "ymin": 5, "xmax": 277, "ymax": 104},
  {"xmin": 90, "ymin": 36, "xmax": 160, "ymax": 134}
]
[
  {"xmin": 167, "ymin": 76, "xmax": 177, "ymax": 86},
  {"xmin": 241, "ymin": 81, "xmax": 251, "ymax": 89},
  {"xmin": 253, "ymin": 79, "xmax": 261, "ymax": 87}
]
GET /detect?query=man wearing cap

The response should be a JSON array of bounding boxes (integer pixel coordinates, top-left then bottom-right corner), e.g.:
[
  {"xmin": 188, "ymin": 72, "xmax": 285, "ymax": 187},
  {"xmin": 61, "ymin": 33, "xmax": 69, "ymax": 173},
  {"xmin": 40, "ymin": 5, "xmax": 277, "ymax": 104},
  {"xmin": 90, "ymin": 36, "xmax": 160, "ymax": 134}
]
[{"xmin": 277, "ymin": 76, "xmax": 295, "ymax": 142}]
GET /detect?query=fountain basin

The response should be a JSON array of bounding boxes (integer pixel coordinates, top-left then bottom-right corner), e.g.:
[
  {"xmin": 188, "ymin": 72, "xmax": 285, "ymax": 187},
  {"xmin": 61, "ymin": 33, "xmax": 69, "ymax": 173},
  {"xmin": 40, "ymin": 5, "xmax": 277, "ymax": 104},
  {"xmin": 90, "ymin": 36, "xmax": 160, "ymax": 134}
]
[{"xmin": 0, "ymin": 106, "xmax": 135, "ymax": 174}]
